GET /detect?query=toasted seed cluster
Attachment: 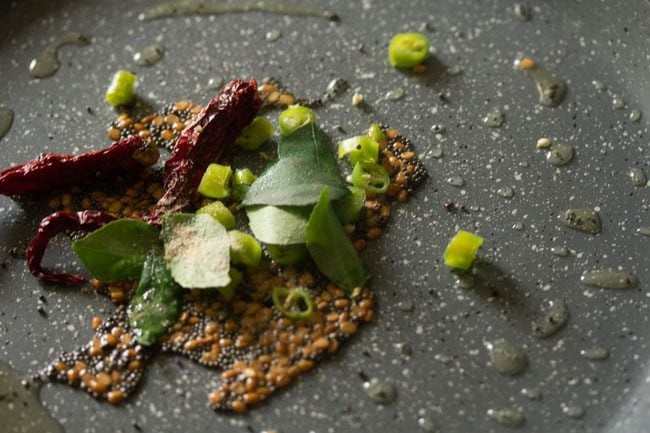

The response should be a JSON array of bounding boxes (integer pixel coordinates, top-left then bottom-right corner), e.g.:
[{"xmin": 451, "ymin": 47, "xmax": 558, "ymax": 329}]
[
  {"xmin": 159, "ymin": 261, "xmax": 374, "ymax": 413},
  {"xmin": 40, "ymin": 105, "xmax": 426, "ymax": 413},
  {"xmin": 47, "ymin": 169, "xmax": 164, "ymax": 219},
  {"xmin": 350, "ymin": 126, "xmax": 428, "ymax": 252},
  {"xmin": 258, "ymin": 77, "xmax": 297, "ymax": 108},
  {"xmin": 106, "ymin": 101, "xmax": 204, "ymax": 151},
  {"xmin": 40, "ymin": 306, "xmax": 151, "ymax": 404}
]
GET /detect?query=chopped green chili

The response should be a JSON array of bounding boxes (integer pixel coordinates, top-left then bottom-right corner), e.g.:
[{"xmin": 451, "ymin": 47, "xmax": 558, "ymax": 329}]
[
  {"xmin": 351, "ymin": 161, "xmax": 390, "ymax": 195},
  {"xmin": 228, "ymin": 230, "xmax": 262, "ymax": 267},
  {"xmin": 231, "ymin": 168, "xmax": 257, "ymax": 202},
  {"xmin": 388, "ymin": 33, "xmax": 430, "ymax": 68},
  {"xmin": 337, "ymin": 136, "xmax": 379, "ymax": 165},
  {"xmin": 278, "ymin": 105, "xmax": 316, "ymax": 136},
  {"xmin": 443, "ymin": 230, "xmax": 484, "ymax": 271},
  {"xmin": 198, "ymin": 163, "xmax": 232, "ymax": 199},
  {"xmin": 196, "ymin": 201, "xmax": 236, "ymax": 229},
  {"xmin": 266, "ymin": 243, "xmax": 309, "ymax": 265},
  {"xmin": 272, "ymin": 287, "xmax": 314, "ymax": 320},
  {"xmin": 368, "ymin": 123, "xmax": 386, "ymax": 143},
  {"xmin": 105, "ymin": 70, "xmax": 137, "ymax": 107},
  {"xmin": 235, "ymin": 117, "xmax": 275, "ymax": 150}
]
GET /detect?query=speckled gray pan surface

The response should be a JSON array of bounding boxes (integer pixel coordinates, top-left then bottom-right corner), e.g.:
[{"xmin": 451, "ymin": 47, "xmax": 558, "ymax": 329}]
[{"xmin": 1, "ymin": 0, "xmax": 649, "ymax": 432}]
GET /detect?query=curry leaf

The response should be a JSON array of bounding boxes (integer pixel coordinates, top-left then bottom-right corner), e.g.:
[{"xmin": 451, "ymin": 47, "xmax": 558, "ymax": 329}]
[
  {"xmin": 162, "ymin": 213, "xmax": 231, "ymax": 289},
  {"xmin": 306, "ymin": 187, "xmax": 370, "ymax": 294},
  {"xmin": 71, "ymin": 218, "xmax": 160, "ymax": 282},
  {"xmin": 242, "ymin": 123, "xmax": 349, "ymax": 206},
  {"xmin": 128, "ymin": 247, "xmax": 183, "ymax": 346},
  {"xmin": 246, "ymin": 205, "xmax": 312, "ymax": 245}
]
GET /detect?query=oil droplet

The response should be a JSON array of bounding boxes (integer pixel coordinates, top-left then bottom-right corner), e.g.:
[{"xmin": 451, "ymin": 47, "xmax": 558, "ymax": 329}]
[
  {"xmin": 139, "ymin": 0, "xmax": 337, "ymax": 21},
  {"xmin": 486, "ymin": 339, "xmax": 528, "ymax": 375},
  {"xmin": 581, "ymin": 269, "xmax": 638, "ymax": 289},
  {"xmin": 396, "ymin": 297, "xmax": 415, "ymax": 311},
  {"xmin": 545, "ymin": 143, "xmax": 574, "ymax": 166},
  {"xmin": 514, "ymin": 3, "xmax": 531, "ymax": 21},
  {"xmin": 592, "ymin": 80, "xmax": 607, "ymax": 91},
  {"xmin": 550, "ymin": 246, "xmax": 569, "ymax": 257},
  {"xmin": 612, "ymin": 97, "xmax": 625, "ymax": 110},
  {"xmin": 431, "ymin": 146, "xmax": 444, "ymax": 158},
  {"xmin": 364, "ymin": 378, "xmax": 397, "ymax": 404},
  {"xmin": 580, "ymin": 345, "xmax": 610, "ymax": 361},
  {"xmin": 433, "ymin": 354, "xmax": 452, "ymax": 365},
  {"xmin": 514, "ymin": 57, "xmax": 567, "ymax": 107},
  {"xmin": 454, "ymin": 273, "xmax": 475, "ymax": 289},
  {"xmin": 0, "ymin": 361, "xmax": 65, "ymax": 433},
  {"xmin": 521, "ymin": 388, "xmax": 542, "ymax": 400},
  {"xmin": 0, "ymin": 106, "xmax": 14, "ymax": 140},
  {"xmin": 487, "ymin": 408, "xmax": 525, "ymax": 427},
  {"xmin": 637, "ymin": 227, "xmax": 650, "ymax": 236},
  {"xmin": 265, "ymin": 29, "xmax": 281, "ymax": 42},
  {"xmin": 497, "ymin": 186, "xmax": 514, "ymax": 199},
  {"xmin": 134, "ymin": 43, "xmax": 165, "ymax": 66},
  {"xmin": 559, "ymin": 208, "xmax": 601, "ymax": 234},
  {"xmin": 629, "ymin": 108, "xmax": 642, "ymax": 122},
  {"xmin": 447, "ymin": 176, "xmax": 465, "ymax": 187},
  {"xmin": 418, "ymin": 417, "xmax": 439, "ymax": 432},
  {"xmin": 447, "ymin": 65, "xmax": 463, "ymax": 76},
  {"xmin": 512, "ymin": 221, "xmax": 524, "ymax": 231},
  {"xmin": 325, "ymin": 78, "xmax": 348, "ymax": 99},
  {"xmin": 531, "ymin": 298, "xmax": 569, "ymax": 338},
  {"xmin": 207, "ymin": 75, "xmax": 224, "ymax": 90},
  {"xmin": 431, "ymin": 124, "xmax": 446, "ymax": 134},
  {"xmin": 482, "ymin": 107, "xmax": 505, "ymax": 127},
  {"xmin": 29, "ymin": 32, "xmax": 91, "ymax": 78},
  {"xmin": 385, "ymin": 87, "xmax": 405, "ymax": 101},
  {"xmin": 629, "ymin": 167, "xmax": 647, "ymax": 187},
  {"xmin": 561, "ymin": 404, "xmax": 585, "ymax": 419}
]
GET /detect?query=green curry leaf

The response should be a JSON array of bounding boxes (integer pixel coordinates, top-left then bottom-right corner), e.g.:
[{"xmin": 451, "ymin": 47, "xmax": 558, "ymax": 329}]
[
  {"xmin": 242, "ymin": 123, "xmax": 349, "ymax": 206},
  {"xmin": 161, "ymin": 213, "xmax": 231, "ymax": 289},
  {"xmin": 246, "ymin": 204, "xmax": 312, "ymax": 245},
  {"xmin": 128, "ymin": 247, "xmax": 183, "ymax": 346},
  {"xmin": 71, "ymin": 218, "xmax": 160, "ymax": 282},
  {"xmin": 306, "ymin": 187, "xmax": 370, "ymax": 294}
]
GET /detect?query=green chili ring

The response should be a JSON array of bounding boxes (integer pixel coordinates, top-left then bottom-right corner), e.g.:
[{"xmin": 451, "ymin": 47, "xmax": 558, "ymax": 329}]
[
  {"xmin": 272, "ymin": 287, "xmax": 314, "ymax": 320},
  {"xmin": 351, "ymin": 161, "xmax": 390, "ymax": 195}
]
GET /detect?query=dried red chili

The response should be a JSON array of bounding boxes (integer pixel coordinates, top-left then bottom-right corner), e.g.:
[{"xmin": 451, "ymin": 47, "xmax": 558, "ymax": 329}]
[
  {"xmin": 0, "ymin": 136, "xmax": 158, "ymax": 196},
  {"xmin": 27, "ymin": 210, "xmax": 117, "ymax": 285},
  {"xmin": 148, "ymin": 79, "xmax": 262, "ymax": 224}
]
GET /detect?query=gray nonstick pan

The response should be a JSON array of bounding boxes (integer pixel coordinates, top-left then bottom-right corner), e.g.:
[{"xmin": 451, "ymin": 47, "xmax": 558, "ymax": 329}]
[{"xmin": 1, "ymin": 0, "xmax": 649, "ymax": 432}]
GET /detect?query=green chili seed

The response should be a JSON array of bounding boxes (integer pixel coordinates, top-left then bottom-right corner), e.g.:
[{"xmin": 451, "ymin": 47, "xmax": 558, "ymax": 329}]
[
  {"xmin": 235, "ymin": 117, "xmax": 275, "ymax": 150},
  {"xmin": 105, "ymin": 70, "xmax": 137, "ymax": 107},
  {"xmin": 228, "ymin": 230, "xmax": 262, "ymax": 267},
  {"xmin": 272, "ymin": 287, "xmax": 314, "ymax": 320},
  {"xmin": 198, "ymin": 163, "xmax": 232, "ymax": 199},
  {"xmin": 388, "ymin": 33, "xmax": 430, "ymax": 68},
  {"xmin": 350, "ymin": 161, "xmax": 390, "ymax": 195},
  {"xmin": 196, "ymin": 201, "xmax": 236, "ymax": 229},
  {"xmin": 337, "ymin": 136, "xmax": 379, "ymax": 165},
  {"xmin": 278, "ymin": 105, "xmax": 316, "ymax": 136}
]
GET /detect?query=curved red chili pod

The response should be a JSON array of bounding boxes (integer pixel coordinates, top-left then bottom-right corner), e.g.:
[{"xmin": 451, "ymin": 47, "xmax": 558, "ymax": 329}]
[
  {"xmin": 0, "ymin": 136, "xmax": 157, "ymax": 197},
  {"xmin": 148, "ymin": 79, "xmax": 262, "ymax": 224},
  {"xmin": 27, "ymin": 210, "xmax": 117, "ymax": 285}
]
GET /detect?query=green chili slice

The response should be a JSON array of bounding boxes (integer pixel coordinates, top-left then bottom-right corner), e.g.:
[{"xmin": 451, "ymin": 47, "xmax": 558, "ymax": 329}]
[
  {"xmin": 367, "ymin": 123, "xmax": 386, "ymax": 143},
  {"xmin": 272, "ymin": 287, "xmax": 314, "ymax": 320},
  {"xmin": 105, "ymin": 70, "xmax": 137, "ymax": 107},
  {"xmin": 278, "ymin": 105, "xmax": 316, "ymax": 136},
  {"xmin": 443, "ymin": 230, "xmax": 484, "ymax": 271},
  {"xmin": 198, "ymin": 163, "xmax": 232, "ymax": 199},
  {"xmin": 196, "ymin": 201, "xmax": 236, "ymax": 229},
  {"xmin": 337, "ymin": 136, "xmax": 379, "ymax": 165},
  {"xmin": 388, "ymin": 33, "xmax": 430, "ymax": 68},
  {"xmin": 235, "ymin": 117, "xmax": 275, "ymax": 150},
  {"xmin": 231, "ymin": 168, "xmax": 257, "ymax": 202},
  {"xmin": 351, "ymin": 161, "xmax": 390, "ymax": 195}
]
